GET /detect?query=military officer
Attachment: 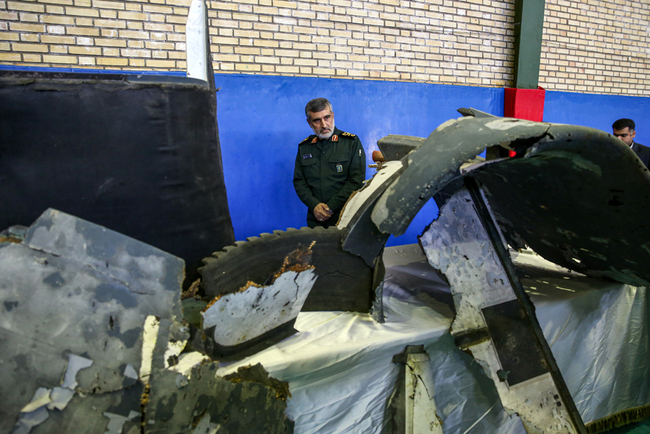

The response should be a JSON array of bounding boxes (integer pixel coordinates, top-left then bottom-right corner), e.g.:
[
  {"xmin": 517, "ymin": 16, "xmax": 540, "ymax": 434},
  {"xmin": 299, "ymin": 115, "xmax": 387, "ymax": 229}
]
[{"xmin": 293, "ymin": 98, "xmax": 366, "ymax": 228}]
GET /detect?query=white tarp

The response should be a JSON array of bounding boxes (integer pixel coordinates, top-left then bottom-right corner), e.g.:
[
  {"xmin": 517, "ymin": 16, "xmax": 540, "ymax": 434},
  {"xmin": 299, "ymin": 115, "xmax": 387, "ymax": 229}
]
[{"xmin": 217, "ymin": 244, "xmax": 650, "ymax": 433}]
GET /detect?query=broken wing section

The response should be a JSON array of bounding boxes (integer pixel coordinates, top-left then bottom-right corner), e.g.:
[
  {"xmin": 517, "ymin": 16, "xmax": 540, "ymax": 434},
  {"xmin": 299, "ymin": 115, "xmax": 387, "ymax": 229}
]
[
  {"xmin": 371, "ymin": 116, "xmax": 551, "ymax": 237},
  {"xmin": 472, "ymin": 124, "xmax": 650, "ymax": 286},
  {"xmin": 420, "ymin": 187, "xmax": 585, "ymax": 434},
  {"xmin": 0, "ymin": 208, "xmax": 186, "ymax": 434}
]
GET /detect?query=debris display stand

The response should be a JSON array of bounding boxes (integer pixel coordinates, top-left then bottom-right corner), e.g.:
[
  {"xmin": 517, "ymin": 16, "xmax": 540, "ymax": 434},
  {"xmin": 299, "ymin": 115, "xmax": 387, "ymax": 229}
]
[{"xmin": 419, "ymin": 178, "xmax": 587, "ymax": 434}]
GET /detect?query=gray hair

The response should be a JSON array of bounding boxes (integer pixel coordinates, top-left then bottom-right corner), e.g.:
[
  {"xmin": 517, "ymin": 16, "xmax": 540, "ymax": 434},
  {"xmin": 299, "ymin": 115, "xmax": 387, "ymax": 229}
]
[{"xmin": 305, "ymin": 98, "xmax": 333, "ymax": 117}]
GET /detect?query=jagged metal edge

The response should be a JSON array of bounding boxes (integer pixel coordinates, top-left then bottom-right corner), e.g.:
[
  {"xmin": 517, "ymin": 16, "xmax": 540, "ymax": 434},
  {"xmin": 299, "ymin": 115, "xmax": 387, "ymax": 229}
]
[
  {"xmin": 198, "ymin": 226, "xmax": 339, "ymax": 298},
  {"xmin": 371, "ymin": 116, "xmax": 552, "ymax": 237}
]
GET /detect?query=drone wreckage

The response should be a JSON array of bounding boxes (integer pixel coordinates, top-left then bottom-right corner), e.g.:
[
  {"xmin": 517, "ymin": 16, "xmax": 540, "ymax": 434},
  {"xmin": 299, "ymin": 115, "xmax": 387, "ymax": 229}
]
[{"xmin": 2, "ymin": 108, "xmax": 650, "ymax": 434}]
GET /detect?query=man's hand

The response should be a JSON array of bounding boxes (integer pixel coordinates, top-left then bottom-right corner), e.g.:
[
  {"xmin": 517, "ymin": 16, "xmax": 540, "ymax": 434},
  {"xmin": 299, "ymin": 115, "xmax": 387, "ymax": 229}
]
[{"xmin": 313, "ymin": 203, "xmax": 334, "ymax": 222}]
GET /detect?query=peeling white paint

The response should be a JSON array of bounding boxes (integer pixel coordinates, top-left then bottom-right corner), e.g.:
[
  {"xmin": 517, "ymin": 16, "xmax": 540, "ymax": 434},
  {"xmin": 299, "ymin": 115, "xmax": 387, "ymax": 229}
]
[
  {"xmin": 165, "ymin": 338, "xmax": 187, "ymax": 370},
  {"xmin": 140, "ymin": 315, "xmax": 160, "ymax": 385},
  {"xmin": 485, "ymin": 118, "xmax": 534, "ymax": 131},
  {"xmin": 420, "ymin": 186, "xmax": 580, "ymax": 433},
  {"xmin": 14, "ymin": 354, "xmax": 94, "ymax": 433},
  {"xmin": 61, "ymin": 354, "xmax": 93, "ymax": 389},
  {"xmin": 168, "ymin": 352, "xmax": 211, "ymax": 377},
  {"xmin": 103, "ymin": 410, "xmax": 140, "ymax": 434},
  {"xmin": 202, "ymin": 269, "xmax": 316, "ymax": 347},
  {"xmin": 338, "ymin": 161, "xmax": 403, "ymax": 230},
  {"xmin": 123, "ymin": 364, "xmax": 138, "ymax": 381}
]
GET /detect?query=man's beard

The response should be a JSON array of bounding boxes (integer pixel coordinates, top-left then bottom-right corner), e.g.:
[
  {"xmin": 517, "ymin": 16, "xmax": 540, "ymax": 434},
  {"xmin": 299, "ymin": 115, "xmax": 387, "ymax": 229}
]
[{"xmin": 312, "ymin": 120, "xmax": 335, "ymax": 140}]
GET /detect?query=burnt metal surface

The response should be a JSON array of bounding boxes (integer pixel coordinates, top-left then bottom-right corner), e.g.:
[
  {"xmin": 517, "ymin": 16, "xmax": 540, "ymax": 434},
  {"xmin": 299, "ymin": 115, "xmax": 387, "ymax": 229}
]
[
  {"xmin": 0, "ymin": 208, "xmax": 186, "ymax": 434},
  {"xmin": 371, "ymin": 114, "xmax": 650, "ymax": 287},
  {"xmin": 420, "ymin": 185, "xmax": 586, "ymax": 433},
  {"xmin": 371, "ymin": 116, "xmax": 551, "ymax": 237},
  {"xmin": 144, "ymin": 363, "xmax": 293, "ymax": 434},
  {"xmin": 199, "ymin": 227, "xmax": 375, "ymax": 313},
  {"xmin": 472, "ymin": 126, "xmax": 650, "ymax": 286}
]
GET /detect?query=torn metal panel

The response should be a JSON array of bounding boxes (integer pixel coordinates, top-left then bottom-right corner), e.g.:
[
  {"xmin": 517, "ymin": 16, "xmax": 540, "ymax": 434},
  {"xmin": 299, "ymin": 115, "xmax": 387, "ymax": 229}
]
[
  {"xmin": 338, "ymin": 161, "xmax": 404, "ymax": 267},
  {"xmin": 384, "ymin": 345, "xmax": 443, "ymax": 434},
  {"xmin": 202, "ymin": 268, "xmax": 315, "ymax": 346},
  {"xmin": 457, "ymin": 107, "xmax": 498, "ymax": 119},
  {"xmin": 143, "ymin": 363, "xmax": 294, "ymax": 434},
  {"xmin": 199, "ymin": 227, "xmax": 375, "ymax": 313},
  {"xmin": 371, "ymin": 116, "xmax": 551, "ymax": 237},
  {"xmin": 419, "ymin": 186, "xmax": 586, "ymax": 433},
  {"xmin": 370, "ymin": 113, "xmax": 650, "ymax": 286},
  {"xmin": 471, "ymin": 125, "xmax": 650, "ymax": 286},
  {"xmin": 0, "ymin": 208, "xmax": 186, "ymax": 434}
]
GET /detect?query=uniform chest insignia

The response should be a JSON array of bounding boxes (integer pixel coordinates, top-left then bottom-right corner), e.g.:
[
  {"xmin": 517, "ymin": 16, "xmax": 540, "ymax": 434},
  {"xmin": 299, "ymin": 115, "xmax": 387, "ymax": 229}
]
[
  {"xmin": 311, "ymin": 137, "xmax": 318, "ymax": 144},
  {"xmin": 302, "ymin": 153, "xmax": 312, "ymax": 160},
  {"xmin": 332, "ymin": 134, "xmax": 338, "ymax": 142},
  {"xmin": 336, "ymin": 164, "xmax": 343, "ymax": 173}
]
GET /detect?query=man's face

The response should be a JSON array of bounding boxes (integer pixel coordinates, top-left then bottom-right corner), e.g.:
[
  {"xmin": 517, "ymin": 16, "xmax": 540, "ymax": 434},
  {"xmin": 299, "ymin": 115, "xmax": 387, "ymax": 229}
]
[
  {"xmin": 307, "ymin": 107, "xmax": 335, "ymax": 140},
  {"xmin": 613, "ymin": 126, "xmax": 636, "ymax": 146}
]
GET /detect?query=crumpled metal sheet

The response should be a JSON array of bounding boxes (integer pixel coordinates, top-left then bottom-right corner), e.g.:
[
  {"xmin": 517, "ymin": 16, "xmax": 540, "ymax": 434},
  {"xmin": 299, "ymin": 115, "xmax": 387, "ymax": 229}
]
[
  {"xmin": 371, "ymin": 116, "xmax": 551, "ymax": 237},
  {"xmin": 338, "ymin": 160, "xmax": 405, "ymax": 267},
  {"xmin": 420, "ymin": 187, "xmax": 584, "ymax": 433},
  {"xmin": 0, "ymin": 208, "xmax": 186, "ymax": 433},
  {"xmin": 1, "ymin": 208, "xmax": 295, "ymax": 433},
  {"xmin": 144, "ymin": 363, "xmax": 293, "ymax": 434},
  {"xmin": 472, "ymin": 125, "xmax": 650, "ymax": 286},
  {"xmin": 370, "ymin": 114, "xmax": 650, "ymax": 287}
]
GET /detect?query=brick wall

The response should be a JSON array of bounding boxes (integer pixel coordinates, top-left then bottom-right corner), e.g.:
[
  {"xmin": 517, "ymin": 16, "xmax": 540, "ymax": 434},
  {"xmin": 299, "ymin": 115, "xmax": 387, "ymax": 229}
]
[
  {"xmin": 208, "ymin": 0, "xmax": 515, "ymax": 87},
  {"xmin": 0, "ymin": 0, "xmax": 190, "ymax": 69},
  {"xmin": 540, "ymin": 0, "xmax": 650, "ymax": 96},
  {"xmin": 0, "ymin": 0, "xmax": 649, "ymax": 96}
]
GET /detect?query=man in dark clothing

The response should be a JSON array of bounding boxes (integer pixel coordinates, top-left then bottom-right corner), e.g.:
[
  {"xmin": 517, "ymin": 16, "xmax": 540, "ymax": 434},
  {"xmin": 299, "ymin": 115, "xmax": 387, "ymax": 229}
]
[
  {"xmin": 293, "ymin": 98, "xmax": 366, "ymax": 228},
  {"xmin": 612, "ymin": 118, "xmax": 650, "ymax": 169}
]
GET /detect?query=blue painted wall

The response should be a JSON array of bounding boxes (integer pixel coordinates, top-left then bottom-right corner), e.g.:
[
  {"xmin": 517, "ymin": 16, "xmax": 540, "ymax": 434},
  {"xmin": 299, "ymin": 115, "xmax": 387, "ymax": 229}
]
[
  {"xmin": 544, "ymin": 90, "xmax": 650, "ymax": 145},
  {"xmin": 214, "ymin": 74, "xmax": 503, "ymax": 245}
]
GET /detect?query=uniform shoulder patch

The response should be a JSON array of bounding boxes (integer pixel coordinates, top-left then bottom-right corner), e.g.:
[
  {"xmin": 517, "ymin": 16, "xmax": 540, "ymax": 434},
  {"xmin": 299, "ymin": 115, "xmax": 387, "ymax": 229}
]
[
  {"xmin": 299, "ymin": 135, "xmax": 315, "ymax": 146},
  {"xmin": 340, "ymin": 131, "xmax": 357, "ymax": 138}
]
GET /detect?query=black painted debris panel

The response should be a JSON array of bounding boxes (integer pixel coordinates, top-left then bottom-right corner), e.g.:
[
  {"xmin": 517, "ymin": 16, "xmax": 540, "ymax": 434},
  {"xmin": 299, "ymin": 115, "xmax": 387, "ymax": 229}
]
[
  {"xmin": 0, "ymin": 71, "xmax": 235, "ymax": 286},
  {"xmin": 482, "ymin": 300, "xmax": 549, "ymax": 386},
  {"xmin": 473, "ymin": 125, "xmax": 650, "ymax": 286}
]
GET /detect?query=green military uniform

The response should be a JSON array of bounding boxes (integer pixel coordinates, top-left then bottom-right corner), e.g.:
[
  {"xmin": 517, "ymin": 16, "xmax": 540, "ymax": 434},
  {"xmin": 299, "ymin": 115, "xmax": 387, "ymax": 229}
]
[{"xmin": 293, "ymin": 127, "xmax": 366, "ymax": 228}]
